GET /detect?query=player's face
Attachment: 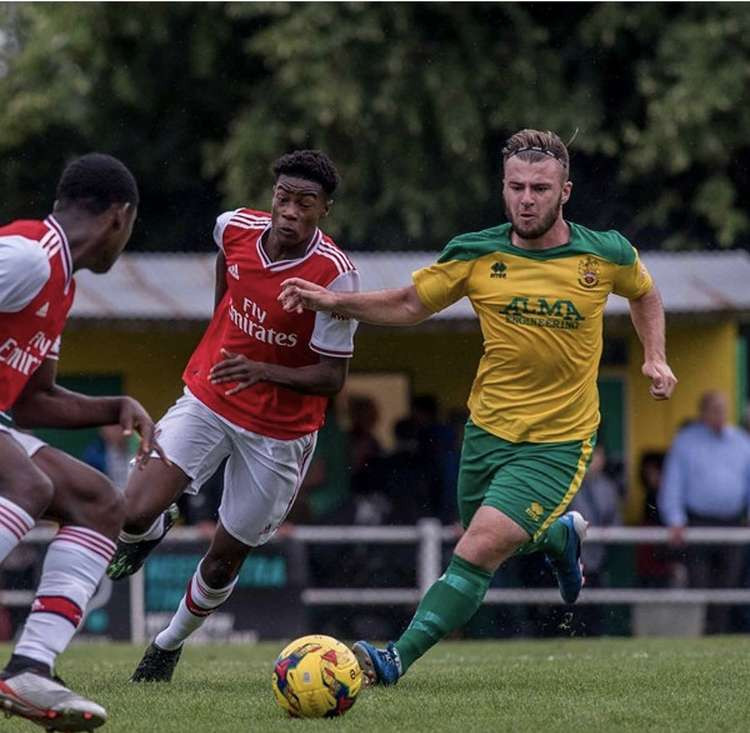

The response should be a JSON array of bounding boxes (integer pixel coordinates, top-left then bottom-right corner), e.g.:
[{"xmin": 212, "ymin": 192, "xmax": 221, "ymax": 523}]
[
  {"xmin": 503, "ymin": 157, "xmax": 571, "ymax": 240},
  {"xmin": 271, "ymin": 176, "xmax": 329, "ymax": 248},
  {"xmin": 701, "ymin": 393, "xmax": 728, "ymax": 431},
  {"xmin": 91, "ymin": 203, "xmax": 137, "ymax": 273}
]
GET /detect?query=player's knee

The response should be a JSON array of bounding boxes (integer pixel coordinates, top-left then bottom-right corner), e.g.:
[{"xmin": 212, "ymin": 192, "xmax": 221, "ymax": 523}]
[
  {"xmin": 458, "ymin": 525, "xmax": 518, "ymax": 570},
  {"xmin": 0, "ymin": 470, "xmax": 55, "ymax": 517},
  {"xmin": 121, "ymin": 495, "xmax": 159, "ymax": 534},
  {"xmin": 86, "ymin": 477, "xmax": 125, "ymax": 539}
]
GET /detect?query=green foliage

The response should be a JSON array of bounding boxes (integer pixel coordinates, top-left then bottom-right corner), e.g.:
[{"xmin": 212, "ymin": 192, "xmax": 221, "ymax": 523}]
[{"xmin": 0, "ymin": 3, "xmax": 748, "ymax": 251}]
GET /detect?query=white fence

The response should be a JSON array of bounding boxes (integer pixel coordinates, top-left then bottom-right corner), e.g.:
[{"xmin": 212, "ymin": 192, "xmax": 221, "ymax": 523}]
[{"xmin": 4, "ymin": 522, "xmax": 750, "ymax": 643}]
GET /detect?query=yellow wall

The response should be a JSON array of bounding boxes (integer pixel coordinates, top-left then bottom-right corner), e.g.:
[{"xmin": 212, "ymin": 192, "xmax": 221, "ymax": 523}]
[
  {"xmin": 59, "ymin": 325, "xmax": 203, "ymax": 419},
  {"xmin": 351, "ymin": 326, "xmax": 483, "ymax": 412},
  {"xmin": 60, "ymin": 324, "xmax": 485, "ymax": 421},
  {"xmin": 624, "ymin": 319, "xmax": 738, "ymax": 522},
  {"xmin": 60, "ymin": 319, "xmax": 741, "ymax": 525}
]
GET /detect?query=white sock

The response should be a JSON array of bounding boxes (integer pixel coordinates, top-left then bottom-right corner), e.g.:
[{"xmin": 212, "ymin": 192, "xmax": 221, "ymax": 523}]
[
  {"xmin": 119, "ymin": 514, "xmax": 164, "ymax": 543},
  {"xmin": 14, "ymin": 526, "xmax": 115, "ymax": 670},
  {"xmin": 155, "ymin": 562, "xmax": 238, "ymax": 651},
  {"xmin": 0, "ymin": 496, "xmax": 35, "ymax": 565}
]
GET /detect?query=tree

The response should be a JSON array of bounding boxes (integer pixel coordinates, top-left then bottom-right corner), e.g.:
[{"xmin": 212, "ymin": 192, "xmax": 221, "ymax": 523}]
[{"xmin": 0, "ymin": 3, "xmax": 748, "ymax": 251}]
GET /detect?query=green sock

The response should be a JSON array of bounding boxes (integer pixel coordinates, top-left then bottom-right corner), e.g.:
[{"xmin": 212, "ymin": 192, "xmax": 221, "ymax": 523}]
[
  {"xmin": 514, "ymin": 518, "xmax": 568, "ymax": 557},
  {"xmin": 394, "ymin": 554, "xmax": 491, "ymax": 674}
]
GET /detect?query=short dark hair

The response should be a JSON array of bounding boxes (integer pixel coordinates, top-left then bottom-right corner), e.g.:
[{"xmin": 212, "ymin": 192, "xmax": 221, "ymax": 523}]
[
  {"xmin": 56, "ymin": 153, "xmax": 139, "ymax": 214},
  {"xmin": 272, "ymin": 149, "xmax": 339, "ymax": 196}
]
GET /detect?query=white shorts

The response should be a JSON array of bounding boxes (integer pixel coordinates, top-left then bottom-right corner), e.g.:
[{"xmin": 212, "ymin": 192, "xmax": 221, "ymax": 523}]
[
  {"xmin": 0, "ymin": 424, "xmax": 47, "ymax": 458},
  {"xmin": 156, "ymin": 389, "xmax": 317, "ymax": 547}
]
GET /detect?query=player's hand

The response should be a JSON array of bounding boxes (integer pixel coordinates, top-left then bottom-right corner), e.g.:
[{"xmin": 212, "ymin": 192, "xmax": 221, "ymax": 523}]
[
  {"xmin": 210, "ymin": 348, "xmax": 268, "ymax": 396},
  {"xmin": 642, "ymin": 359, "xmax": 677, "ymax": 400},
  {"xmin": 119, "ymin": 397, "xmax": 170, "ymax": 469},
  {"xmin": 278, "ymin": 278, "xmax": 337, "ymax": 314}
]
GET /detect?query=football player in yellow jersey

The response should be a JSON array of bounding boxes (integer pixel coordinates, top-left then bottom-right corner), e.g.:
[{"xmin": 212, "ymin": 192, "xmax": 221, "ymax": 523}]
[{"xmin": 279, "ymin": 129, "xmax": 677, "ymax": 686}]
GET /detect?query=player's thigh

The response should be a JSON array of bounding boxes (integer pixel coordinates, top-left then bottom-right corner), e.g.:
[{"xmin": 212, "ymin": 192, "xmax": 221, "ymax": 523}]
[
  {"xmin": 0, "ymin": 427, "xmax": 54, "ymax": 516},
  {"xmin": 456, "ymin": 421, "xmax": 515, "ymax": 529},
  {"xmin": 123, "ymin": 391, "xmax": 232, "ymax": 525},
  {"xmin": 219, "ymin": 430, "xmax": 317, "ymax": 547},
  {"xmin": 32, "ymin": 445, "xmax": 124, "ymax": 539},
  {"xmin": 484, "ymin": 434, "xmax": 596, "ymax": 542}
]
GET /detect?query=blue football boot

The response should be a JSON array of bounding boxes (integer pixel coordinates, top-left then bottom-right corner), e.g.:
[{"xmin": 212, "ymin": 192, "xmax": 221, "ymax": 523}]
[
  {"xmin": 545, "ymin": 510, "xmax": 588, "ymax": 604},
  {"xmin": 352, "ymin": 641, "xmax": 402, "ymax": 687}
]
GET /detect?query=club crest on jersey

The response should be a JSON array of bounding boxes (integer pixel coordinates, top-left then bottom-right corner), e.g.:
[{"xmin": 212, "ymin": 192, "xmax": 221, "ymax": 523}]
[
  {"xmin": 577, "ymin": 256, "xmax": 600, "ymax": 288},
  {"xmin": 228, "ymin": 263, "xmax": 240, "ymax": 280}
]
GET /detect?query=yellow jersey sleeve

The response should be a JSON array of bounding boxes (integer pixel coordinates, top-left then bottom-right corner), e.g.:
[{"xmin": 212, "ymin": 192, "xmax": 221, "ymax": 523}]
[
  {"xmin": 412, "ymin": 259, "xmax": 473, "ymax": 313},
  {"xmin": 612, "ymin": 248, "xmax": 653, "ymax": 299}
]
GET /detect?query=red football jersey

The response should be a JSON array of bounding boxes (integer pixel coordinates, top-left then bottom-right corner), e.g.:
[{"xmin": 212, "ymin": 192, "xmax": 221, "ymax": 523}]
[
  {"xmin": 0, "ymin": 217, "xmax": 75, "ymax": 410},
  {"xmin": 184, "ymin": 209, "xmax": 359, "ymax": 439}
]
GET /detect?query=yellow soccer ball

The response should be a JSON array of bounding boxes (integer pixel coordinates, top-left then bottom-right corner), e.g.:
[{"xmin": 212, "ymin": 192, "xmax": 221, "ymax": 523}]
[{"xmin": 272, "ymin": 634, "xmax": 363, "ymax": 718}]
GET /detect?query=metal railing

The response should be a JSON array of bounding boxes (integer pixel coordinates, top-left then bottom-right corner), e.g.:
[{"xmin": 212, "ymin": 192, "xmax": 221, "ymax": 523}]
[{"xmin": 3, "ymin": 521, "xmax": 750, "ymax": 643}]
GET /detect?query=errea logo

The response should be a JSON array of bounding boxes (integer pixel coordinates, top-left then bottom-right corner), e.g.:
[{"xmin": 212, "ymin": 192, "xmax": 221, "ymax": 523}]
[
  {"xmin": 490, "ymin": 261, "xmax": 507, "ymax": 278},
  {"xmin": 525, "ymin": 501, "xmax": 544, "ymax": 522}
]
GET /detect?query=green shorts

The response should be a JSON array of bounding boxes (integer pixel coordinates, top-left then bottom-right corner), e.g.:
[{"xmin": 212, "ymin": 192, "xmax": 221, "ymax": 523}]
[{"xmin": 457, "ymin": 421, "xmax": 596, "ymax": 540}]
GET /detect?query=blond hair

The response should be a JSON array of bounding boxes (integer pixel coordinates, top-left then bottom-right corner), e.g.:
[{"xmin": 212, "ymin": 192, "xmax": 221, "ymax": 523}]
[{"xmin": 502, "ymin": 129, "xmax": 570, "ymax": 179}]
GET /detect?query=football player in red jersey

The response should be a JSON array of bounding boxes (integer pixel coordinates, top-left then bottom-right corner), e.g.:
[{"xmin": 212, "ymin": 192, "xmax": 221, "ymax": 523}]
[
  {"xmin": 0, "ymin": 153, "xmax": 165, "ymax": 730},
  {"xmin": 107, "ymin": 150, "xmax": 359, "ymax": 683}
]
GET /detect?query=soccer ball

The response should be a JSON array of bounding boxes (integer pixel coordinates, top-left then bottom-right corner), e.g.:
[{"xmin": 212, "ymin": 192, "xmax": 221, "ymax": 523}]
[{"xmin": 272, "ymin": 634, "xmax": 363, "ymax": 718}]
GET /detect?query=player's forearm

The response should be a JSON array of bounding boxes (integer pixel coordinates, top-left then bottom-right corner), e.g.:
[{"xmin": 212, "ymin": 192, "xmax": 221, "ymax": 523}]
[
  {"xmin": 260, "ymin": 362, "xmax": 345, "ymax": 397},
  {"xmin": 330, "ymin": 286, "xmax": 431, "ymax": 326},
  {"xmin": 629, "ymin": 286, "xmax": 666, "ymax": 361},
  {"xmin": 13, "ymin": 387, "xmax": 125, "ymax": 429}
]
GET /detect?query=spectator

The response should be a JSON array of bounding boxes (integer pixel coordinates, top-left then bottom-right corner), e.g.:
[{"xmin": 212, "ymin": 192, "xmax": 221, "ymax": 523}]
[
  {"xmin": 82, "ymin": 424, "xmax": 136, "ymax": 490},
  {"xmin": 377, "ymin": 418, "xmax": 434, "ymax": 524},
  {"xmin": 347, "ymin": 395, "xmax": 383, "ymax": 497},
  {"xmin": 570, "ymin": 444, "xmax": 622, "ymax": 587},
  {"xmin": 410, "ymin": 394, "xmax": 451, "ymax": 516},
  {"xmin": 635, "ymin": 451, "xmax": 673, "ymax": 587},
  {"xmin": 439, "ymin": 408, "xmax": 469, "ymax": 524},
  {"xmin": 658, "ymin": 390, "xmax": 750, "ymax": 633},
  {"xmin": 290, "ymin": 403, "xmax": 351, "ymax": 524}
]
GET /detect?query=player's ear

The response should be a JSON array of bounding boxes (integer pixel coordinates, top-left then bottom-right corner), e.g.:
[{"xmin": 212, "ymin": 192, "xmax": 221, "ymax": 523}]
[
  {"xmin": 322, "ymin": 199, "xmax": 333, "ymax": 218},
  {"xmin": 108, "ymin": 202, "xmax": 132, "ymax": 231},
  {"xmin": 561, "ymin": 181, "xmax": 572, "ymax": 205}
]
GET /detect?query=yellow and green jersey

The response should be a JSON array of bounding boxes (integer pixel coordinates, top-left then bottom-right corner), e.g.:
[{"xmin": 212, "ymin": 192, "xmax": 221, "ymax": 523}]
[{"xmin": 413, "ymin": 221, "xmax": 652, "ymax": 443}]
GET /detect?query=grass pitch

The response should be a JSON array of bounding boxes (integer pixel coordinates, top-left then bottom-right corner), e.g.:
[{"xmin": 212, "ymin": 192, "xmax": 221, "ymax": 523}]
[{"xmin": 1, "ymin": 637, "xmax": 748, "ymax": 732}]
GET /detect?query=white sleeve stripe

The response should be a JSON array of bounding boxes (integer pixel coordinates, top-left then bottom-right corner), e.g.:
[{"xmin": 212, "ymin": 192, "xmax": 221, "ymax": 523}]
[
  {"xmin": 318, "ymin": 243, "xmax": 354, "ymax": 273},
  {"xmin": 233, "ymin": 210, "xmax": 269, "ymax": 220},
  {"xmin": 228, "ymin": 221, "xmax": 267, "ymax": 230},
  {"xmin": 316, "ymin": 250, "xmax": 347, "ymax": 275},
  {"xmin": 317, "ymin": 244, "xmax": 348, "ymax": 272},
  {"xmin": 231, "ymin": 213, "xmax": 270, "ymax": 226},
  {"xmin": 309, "ymin": 342, "xmax": 353, "ymax": 358},
  {"xmin": 319, "ymin": 242, "xmax": 355, "ymax": 270}
]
